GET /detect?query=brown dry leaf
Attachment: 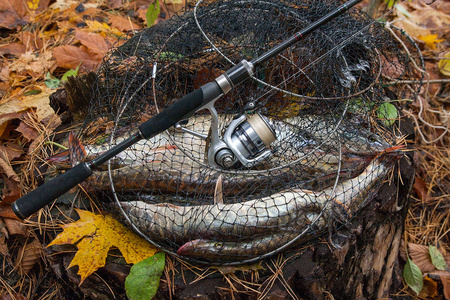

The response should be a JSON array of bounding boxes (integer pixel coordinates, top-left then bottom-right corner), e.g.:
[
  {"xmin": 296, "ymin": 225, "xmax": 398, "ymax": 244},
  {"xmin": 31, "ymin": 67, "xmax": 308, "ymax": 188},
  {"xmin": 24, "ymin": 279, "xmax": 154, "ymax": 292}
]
[
  {"xmin": 0, "ymin": 43, "xmax": 26, "ymax": 56},
  {"xmin": 18, "ymin": 31, "xmax": 44, "ymax": 51},
  {"xmin": 0, "ymin": 86, "xmax": 56, "ymax": 133},
  {"xmin": 394, "ymin": 18, "xmax": 431, "ymax": 40},
  {"xmin": 15, "ymin": 238, "xmax": 43, "ymax": 274},
  {"xmin": 1, "ymin": 177, "xmax": 21, "ymax": 204},
  {"xmin": 9, "ymin": 51, "xmax": 56, "ymax": 79},
  {"xmin": 408, "ymin": 243, "xmax": 437, "ymax": 273},
  {"xmin": 4, "ymin": 218, "xmax": 27, "ymax": 236},
  {"xmin": 408, "ymin": 7, "xmax": 450, "ymax": 32},
  {"xmin": 108, "ymin": 14, "xmax": 141, "ymax": 32},
  {"xmin": 442, "ymin": 274, "xmax": 450, "ymax": 300},
  {"xmin": 53, "ymin": 45, "xmax": 101, "ymax": 72},
  {"xmin": 0, "ymin": 219, "xmax": 9, "ymax": 256},
  {"xmin": 0, "ymin": 157, "xmax": 19, "ymax": 181},
  {"xmin": 413, "ymin": 176, "xmax": 429, "ymax": 202},
  {"xmin": 0, "ymin": 142, "xmax": 23, "ymax": 161},
  {"xmin": 15, "ymin": 120, "xmax": 39, "ymax": 141},
  {"xmin": 0, "ymin": 0, "xmax": 28, "ymax": 29},
  {"xmin": 419, "ymin": 276, "xmax": 438, "ymax": 299},
  {"xmin": 74, "ymin": 30, "xmax": 110, "ymax": 59}
]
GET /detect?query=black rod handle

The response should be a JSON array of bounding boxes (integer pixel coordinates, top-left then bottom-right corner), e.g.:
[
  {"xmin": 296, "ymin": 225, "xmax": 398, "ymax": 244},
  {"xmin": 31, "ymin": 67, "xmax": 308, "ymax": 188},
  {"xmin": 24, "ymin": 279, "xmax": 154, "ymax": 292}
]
[
  {"xmin": 12, "ymin": 162, "xmax": 93, "ymax": 219},
  {"xmin": 10, "ymin": 81, "xmax": 223, "ymax": 219}
]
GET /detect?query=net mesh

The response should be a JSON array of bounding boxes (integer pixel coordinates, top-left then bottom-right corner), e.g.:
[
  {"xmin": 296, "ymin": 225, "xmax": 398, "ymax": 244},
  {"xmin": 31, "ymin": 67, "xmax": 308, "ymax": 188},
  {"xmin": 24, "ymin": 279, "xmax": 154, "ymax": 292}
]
[{"xmin": 65, "ymin": 0, "xmax": 423, "ymax": 264}]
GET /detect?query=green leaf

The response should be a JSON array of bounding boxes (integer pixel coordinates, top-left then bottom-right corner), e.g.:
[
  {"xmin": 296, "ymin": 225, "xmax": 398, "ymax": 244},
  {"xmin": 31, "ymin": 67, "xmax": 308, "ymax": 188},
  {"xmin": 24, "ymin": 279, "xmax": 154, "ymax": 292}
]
[
  {"xmin": 377, "ymin": 102, "xmax": 398, "ymax": 126},
  {"xmin": 61, "ymin": 66, "xmax": 79, "ymax": 83},
  {"xmin": 23, "ymin": 89, "xmax": 42, "ymax": 96},
  {"xmin": 125, "ymin": 252, "xmax": 165, "ymax": 300},
  {"xmin": 429, "ymin": 245, "xmax": 447, "ymax": 271},
  {"xmin": 404, "ymin": 258, "xmax": 424, "ymax": 295},
  {"xmin": 45, "ymin": 72, "xmax": 61, "ymax": 89},
  {"xmin": 146, "ymin": 0, "xmax": 160, "ymax": 28}
]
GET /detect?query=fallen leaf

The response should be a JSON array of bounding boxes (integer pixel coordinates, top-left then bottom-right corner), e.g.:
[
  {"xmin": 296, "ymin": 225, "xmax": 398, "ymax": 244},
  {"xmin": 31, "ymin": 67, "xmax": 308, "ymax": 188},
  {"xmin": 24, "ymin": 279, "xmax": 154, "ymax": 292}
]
[
  {"xmin": 85, "ymin": 20, "xmax": 122, "ymax": 37},
  {"xmin": 15, "ymin": 238, "xmax": 43, "ymax": 274},
  {"xmin": 417, "ymin": 34, "xmax": 445, "ymax": 50},
  {"xmin": 442, "ymin": 274, "xmax": 450, "ymax": 300},
  {"xmin": 0, "ymin": 219, "xmax": 9, "ymax": 255},
  {"xmin": 4, "ymin": 218, "xmax": 27, "ymax": 236},
  {"xmin": 0, "ymin": 43, "xmax": 26, "ymax": 56},
  {"xmin": 404, "ymin": 257, "xmax": 424, "ymax": 295},
  {"xmin": 438, "ymin": 52, "xmax": 450, "ymax": 77},
  {"xmin": 395, "ymin": 18, "xmax": 431, "ymax": 40},
  {"xmin": 16, "ymin": 120, "xmax": 39, "ymax": 141},
  {"xmin": 125, "ymin": 252, "xmax": 165, "ymax": 300},
  {"xmin": 0, "ymin": 157, "xmax": 19, "ymax": 181},
  {"xmin": 0, "ymin": 142, "xmax": 23, "ymax": 161},
  {"xmin": 18, "ymin": 31, "xmax": 44, "ymax": 51},
  {"xmin": 109, "ymin": 15, "xmax": 141, "ymax": 32},
  {"xmin": 53, "ymin": 45, "xmax": 101, "ymax": 72},
  {"xmin": 0, "ymin": 86, "xmax": 55, "ymax": 130},
  {"xmin": 418, "ymin": 276, "xmax": 438, "ymax": 299},
  {"xmin": 48, "ymin": 209, "xmax": 158, "ymax": 284},
  {"xmin": 408, "ymin": 243, "xmax": 436, "ymax": 273},
  {"xmin": 413, "ymin": 176, "xmax": 429, "ymax": 202},
  {"xmin": 75, "ymin": 30, "xmax": 110, "ymax": 59},
  {"xmin": 0, "ymin": 0, "xmax": 28, "ymax": 29},
  {"xmin": 0, "ymin": 177, "xmax": 21, "ymax": 204},
  {"xmin": 9, "ymin": 51, "xmax": 56, "ymax": 79}
]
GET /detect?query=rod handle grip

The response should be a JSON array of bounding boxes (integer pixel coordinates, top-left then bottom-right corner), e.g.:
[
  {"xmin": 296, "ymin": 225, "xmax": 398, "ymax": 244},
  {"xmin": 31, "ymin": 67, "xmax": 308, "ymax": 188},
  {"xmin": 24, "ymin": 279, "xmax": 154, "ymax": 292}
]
[{"xmin": 12, "ymin": 163, "xmax": 93, "ymax": 219}]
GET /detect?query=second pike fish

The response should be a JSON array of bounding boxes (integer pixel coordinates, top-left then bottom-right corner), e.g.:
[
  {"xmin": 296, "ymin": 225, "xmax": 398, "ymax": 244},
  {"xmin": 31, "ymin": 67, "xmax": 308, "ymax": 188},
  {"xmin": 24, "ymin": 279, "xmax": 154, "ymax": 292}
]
[{"xmin": 120, "ymin": 149, "xmax": 402, "ymax": 246}]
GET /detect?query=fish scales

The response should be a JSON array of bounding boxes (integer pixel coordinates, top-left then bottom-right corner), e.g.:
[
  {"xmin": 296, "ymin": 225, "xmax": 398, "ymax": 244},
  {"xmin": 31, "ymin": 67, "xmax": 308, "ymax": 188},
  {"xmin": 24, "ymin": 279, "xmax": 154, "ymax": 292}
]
[{"xmin": 121, "ymin": 158, "xmax": 388, "ymax": 244}]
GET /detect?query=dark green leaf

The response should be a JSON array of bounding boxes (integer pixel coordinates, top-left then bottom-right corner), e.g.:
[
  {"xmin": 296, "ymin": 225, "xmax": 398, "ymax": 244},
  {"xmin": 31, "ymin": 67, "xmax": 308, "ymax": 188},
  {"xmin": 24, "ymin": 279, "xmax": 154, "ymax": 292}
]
[
  {"xmin": 429, "ymin": 245, "xmax": 447, "ymax": 271},
  {"xmin": 377, "ymin": 102, "xmax": 398, "ymax": 126},
  {"xmin": 146, "ymin": 0, "xmax": 160, "ymax": 28},
  {"xmin": 125, "ymin": 252, "xmax": 165, "ymax": 300},
  {"xmin": 24, "ymin": 89, "xmax": 42, "ymax": 96},
  {"xmin": 404, "ymin": 258, "xmax": 424, "ymax": 295}
]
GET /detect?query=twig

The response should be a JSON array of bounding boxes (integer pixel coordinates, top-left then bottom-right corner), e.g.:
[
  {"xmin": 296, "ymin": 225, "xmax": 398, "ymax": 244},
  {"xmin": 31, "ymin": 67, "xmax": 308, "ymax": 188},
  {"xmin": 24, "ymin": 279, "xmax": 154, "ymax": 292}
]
[{"xmin": 388, "ymin": 79, "xmax": 450, "ymax": 85}]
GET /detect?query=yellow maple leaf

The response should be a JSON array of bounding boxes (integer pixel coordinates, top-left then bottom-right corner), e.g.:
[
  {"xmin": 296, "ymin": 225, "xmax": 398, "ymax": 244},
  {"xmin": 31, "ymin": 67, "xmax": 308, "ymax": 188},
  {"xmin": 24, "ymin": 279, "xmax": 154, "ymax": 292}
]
[
  {"xmin": 417, "ymin": 34, "xmax": 445, "ymax": 50},
  {"xmin": 48, "ymin": 209, "xmax": 158, "ymax": 284},
  {"xmin": 86, "ymin": 20, "xmax": 122, "ymax": 37}
]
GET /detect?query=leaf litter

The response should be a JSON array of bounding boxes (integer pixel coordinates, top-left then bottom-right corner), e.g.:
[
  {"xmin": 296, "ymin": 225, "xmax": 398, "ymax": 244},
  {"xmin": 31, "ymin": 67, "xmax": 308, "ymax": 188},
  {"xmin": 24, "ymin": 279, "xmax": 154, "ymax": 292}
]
[{"xmin": 0, "ymin": 0, "xmax": 448, "ymax": 298}]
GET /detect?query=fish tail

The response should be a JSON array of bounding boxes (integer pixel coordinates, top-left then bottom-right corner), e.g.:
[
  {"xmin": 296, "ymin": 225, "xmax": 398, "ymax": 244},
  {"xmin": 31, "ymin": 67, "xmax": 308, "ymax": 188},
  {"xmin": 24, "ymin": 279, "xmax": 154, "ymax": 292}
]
[{"xmin": 68, "ymin": 132, "xmax": 88, "ymax": 167}]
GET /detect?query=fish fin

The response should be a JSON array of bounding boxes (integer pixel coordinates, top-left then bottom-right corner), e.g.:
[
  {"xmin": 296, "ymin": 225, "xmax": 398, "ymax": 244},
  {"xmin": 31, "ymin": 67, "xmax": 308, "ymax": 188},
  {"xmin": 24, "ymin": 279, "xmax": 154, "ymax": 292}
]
[
  {"xmin": 69, "ymin": 132, "xmax": 87, "ymax": 167},
  {"xmin": 46, "ymin": 150, "xmax": 70, "ymax": 164},
  {"xmin": 214, "ymin": 174, "xmax": 224, "ymax": 205}
]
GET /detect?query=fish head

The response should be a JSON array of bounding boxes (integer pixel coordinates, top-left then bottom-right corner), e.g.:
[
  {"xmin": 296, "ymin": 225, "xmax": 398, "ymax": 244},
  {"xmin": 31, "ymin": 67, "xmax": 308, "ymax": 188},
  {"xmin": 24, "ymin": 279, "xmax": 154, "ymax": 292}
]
[
  {"xmin": 341, "ymin": 129, "xmax": 392, "ymax": 155},
  {"xmin": 177, "ymin": 239, "xmax": 224, "ymax": 257}
]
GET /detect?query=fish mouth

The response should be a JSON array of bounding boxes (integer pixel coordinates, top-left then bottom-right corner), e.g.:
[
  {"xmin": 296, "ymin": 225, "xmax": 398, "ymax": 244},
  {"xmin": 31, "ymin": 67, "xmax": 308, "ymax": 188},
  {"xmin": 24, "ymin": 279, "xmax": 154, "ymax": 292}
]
[{"xmin": 177, "ymin": 240, "xmax": 197, "ymax": 256}]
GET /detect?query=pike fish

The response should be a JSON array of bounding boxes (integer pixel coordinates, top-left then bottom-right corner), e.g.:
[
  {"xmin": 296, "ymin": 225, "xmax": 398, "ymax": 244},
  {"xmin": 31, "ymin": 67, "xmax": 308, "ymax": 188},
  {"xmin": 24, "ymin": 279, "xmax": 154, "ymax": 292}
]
[
  {"xmin": 50, "ymin": 114, "xmax": 394, "ymax": 195},
  {"xmin": 120, "ymin": 150, "xmax": 401, "ymax": 245},
  {"xmin": 176, "ymin": 212, "xmax": 326, "ymax": 260}
]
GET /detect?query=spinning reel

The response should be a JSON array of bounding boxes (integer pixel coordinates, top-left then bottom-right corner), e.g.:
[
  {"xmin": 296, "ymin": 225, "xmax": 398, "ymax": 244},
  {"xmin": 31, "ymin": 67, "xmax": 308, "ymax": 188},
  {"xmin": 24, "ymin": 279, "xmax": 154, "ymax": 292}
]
[{"xmin": 176, "ymin": 103, "xmax": 277, "ymax": 169}]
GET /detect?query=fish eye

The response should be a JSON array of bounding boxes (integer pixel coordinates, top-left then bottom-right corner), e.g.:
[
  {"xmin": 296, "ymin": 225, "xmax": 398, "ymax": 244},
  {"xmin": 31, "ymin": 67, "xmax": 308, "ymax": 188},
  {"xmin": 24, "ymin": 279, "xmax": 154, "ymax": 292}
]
[
  {"xmin": 214, "ymin": 243, "xmax": 223, "ymax": 249},
  {"xmin": 368, "ymin": 134, "xmax": 378, "ymax": 142}
]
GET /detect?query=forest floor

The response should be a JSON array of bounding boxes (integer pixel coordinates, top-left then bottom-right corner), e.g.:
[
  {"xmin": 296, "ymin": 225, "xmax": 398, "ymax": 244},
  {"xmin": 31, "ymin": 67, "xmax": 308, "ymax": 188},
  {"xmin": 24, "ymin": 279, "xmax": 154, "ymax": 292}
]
[{"xmin": 0, "ymin": 0, "xmax": 448, "ymax": 299}]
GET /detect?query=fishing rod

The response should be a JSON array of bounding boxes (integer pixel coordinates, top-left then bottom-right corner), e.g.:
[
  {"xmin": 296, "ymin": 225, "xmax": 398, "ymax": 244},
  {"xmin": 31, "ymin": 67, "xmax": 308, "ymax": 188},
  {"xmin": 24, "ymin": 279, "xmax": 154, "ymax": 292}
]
[{"xmin": 10, "ymin": 0, "xmax": 364, "ymax": 219}]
